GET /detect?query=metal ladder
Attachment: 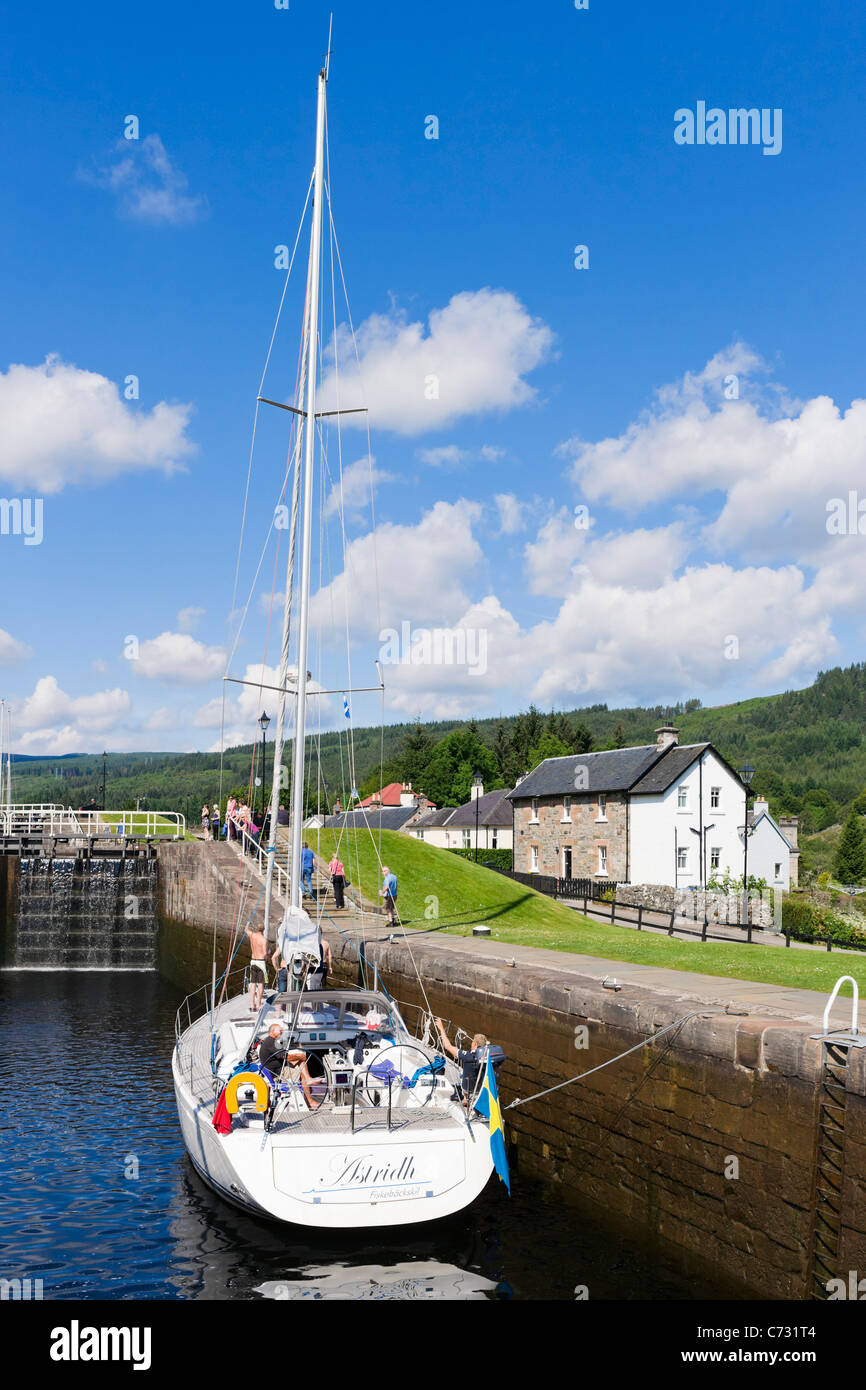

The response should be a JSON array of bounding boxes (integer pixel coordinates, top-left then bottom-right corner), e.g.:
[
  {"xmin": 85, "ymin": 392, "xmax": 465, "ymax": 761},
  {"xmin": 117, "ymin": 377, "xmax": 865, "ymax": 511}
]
[{"xmin": 809, "ymin": 976, "xmax": 865, "ymax": 1299}]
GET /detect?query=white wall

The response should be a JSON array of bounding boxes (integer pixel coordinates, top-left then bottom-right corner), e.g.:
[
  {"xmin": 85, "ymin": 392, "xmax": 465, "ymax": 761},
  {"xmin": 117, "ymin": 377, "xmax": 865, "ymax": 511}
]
[
  {"xmin": 629, "ymin": 750, "xmax": 752, "ymax": 889},
  {"xmin": 745, "ymin": 815, "xmax": 792, "ymax": 892},
  {"xmin": 407, "ymin": 823, "xmax": 513, "ymax": 851}
]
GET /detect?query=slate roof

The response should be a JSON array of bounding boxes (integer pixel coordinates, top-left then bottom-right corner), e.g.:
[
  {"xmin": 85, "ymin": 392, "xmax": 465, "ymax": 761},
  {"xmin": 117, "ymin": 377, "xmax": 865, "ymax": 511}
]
[
  {"xmin": 507, "ymin": 746, "xmax": 662, "ymax": 798},
  {"xmin": 445, "ymin": 788, "xmax": 514, "ymax": 828},
  {"xmin": 323, "ymin": 806, "xmax": 419, "ymax": 831},
  {"xmin": 410, "ymin": 807, "xmax": 455, "ymax": 829},
  {"xmin": 629, "ymin": 744, "xmax": 712, "ymax": 794}
]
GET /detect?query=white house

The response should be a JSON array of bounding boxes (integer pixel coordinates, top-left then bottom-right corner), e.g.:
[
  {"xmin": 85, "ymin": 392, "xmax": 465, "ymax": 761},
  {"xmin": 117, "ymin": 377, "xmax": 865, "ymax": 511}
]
[
  {"xmin": 509, "ymin": 725, "xmax": 796, "ymax": 890},
  {"xmin": 406, "ymin": 784, "xmax": 514, "ymax": 853}
]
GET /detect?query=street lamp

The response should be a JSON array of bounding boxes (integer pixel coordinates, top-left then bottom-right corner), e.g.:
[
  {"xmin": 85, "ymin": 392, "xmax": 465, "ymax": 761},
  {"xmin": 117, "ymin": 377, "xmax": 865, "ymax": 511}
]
[
  {"xmin": 739, "ymin": 762, "xmax": 755, "ymax": 926},
  {"xmin": 472, "ymin": 771, "xmax": 483, "ymax": 863},
  {"xmin": 258, "ymin": 712, "xmax": 271, "ymax": 822}
]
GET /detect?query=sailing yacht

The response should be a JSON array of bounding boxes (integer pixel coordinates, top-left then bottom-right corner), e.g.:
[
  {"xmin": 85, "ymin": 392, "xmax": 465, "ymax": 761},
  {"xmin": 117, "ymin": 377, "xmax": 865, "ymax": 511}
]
[{"xmin": 172, "ymin": 50, "xmax": 497, "ymax": 1228}]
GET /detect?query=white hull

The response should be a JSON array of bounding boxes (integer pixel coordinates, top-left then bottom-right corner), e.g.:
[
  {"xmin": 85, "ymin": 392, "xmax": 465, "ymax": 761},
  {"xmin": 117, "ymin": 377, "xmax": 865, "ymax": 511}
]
[{"xmin": 172, "ymin": 990, "xmax": 495, "ymax": 1230}]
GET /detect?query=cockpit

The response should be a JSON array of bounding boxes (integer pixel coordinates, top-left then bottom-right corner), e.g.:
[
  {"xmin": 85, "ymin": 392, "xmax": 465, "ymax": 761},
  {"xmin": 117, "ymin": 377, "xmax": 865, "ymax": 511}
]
[{"xmin": 213, "ymin": 990, "xmax": 452, "ymax": 1126}]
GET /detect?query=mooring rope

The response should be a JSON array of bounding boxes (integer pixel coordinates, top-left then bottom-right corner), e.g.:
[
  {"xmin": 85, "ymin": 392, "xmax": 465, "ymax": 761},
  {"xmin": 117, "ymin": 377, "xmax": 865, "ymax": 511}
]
[{"xmin": 505, "ymin": 1007, "xmax": 731, "ymax": 1110}]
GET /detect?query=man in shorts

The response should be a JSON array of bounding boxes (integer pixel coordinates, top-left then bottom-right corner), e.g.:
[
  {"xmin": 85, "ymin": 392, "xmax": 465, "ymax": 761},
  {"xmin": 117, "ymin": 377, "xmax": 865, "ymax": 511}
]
[{"xmin": 246, "ymin": 923, "xmax": 268, "ymax": 1012}]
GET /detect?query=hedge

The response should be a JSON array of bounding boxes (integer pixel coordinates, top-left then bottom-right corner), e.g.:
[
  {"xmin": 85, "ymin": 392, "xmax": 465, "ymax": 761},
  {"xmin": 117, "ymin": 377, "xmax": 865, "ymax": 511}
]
[
  {"xmin": 782, "ymin": 894, "xmax": 866, "ymax": 950},
  {"xmin": 447, "ymin": 847, "xmax": 513, "ymax": 871}
]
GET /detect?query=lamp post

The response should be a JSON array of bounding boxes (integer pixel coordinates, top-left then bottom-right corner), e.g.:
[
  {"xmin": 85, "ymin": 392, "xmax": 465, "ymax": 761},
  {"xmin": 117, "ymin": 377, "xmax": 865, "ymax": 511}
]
[
  {"xmin": 739, "ymin": 762, "xmax": 755, "ymax": 926},
  {"xmin": 472, "ymin": 771, "xmax": 483, "ymax": 863},
  {"xmin": 102, "ymin": 751, "xmax": 107, "ymax": 813},
  {"xmin": 258, "ymin": 712, "xmax": 271, "ymax": 822}
]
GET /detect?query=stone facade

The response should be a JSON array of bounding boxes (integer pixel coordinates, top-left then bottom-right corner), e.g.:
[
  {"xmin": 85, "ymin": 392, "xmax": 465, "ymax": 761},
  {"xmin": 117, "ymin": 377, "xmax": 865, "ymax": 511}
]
[
  {"xmin": 513, "ymin": 793, "xmax": 628, "ymax": 881},
  {"xmin": 617, "ymin": 881, "xmax": 776, "ymax": 929}
]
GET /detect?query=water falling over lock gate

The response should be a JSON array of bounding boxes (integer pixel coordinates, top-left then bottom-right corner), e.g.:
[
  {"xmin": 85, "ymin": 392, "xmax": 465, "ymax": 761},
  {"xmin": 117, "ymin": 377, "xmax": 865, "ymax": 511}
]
[{"xmin": 1, "ymin": 850, "xmax": 158, "ymax": 969}]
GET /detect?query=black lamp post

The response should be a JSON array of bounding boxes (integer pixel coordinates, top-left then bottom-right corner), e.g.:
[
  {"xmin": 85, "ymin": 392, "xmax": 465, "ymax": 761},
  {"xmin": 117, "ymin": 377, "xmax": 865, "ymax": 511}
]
[
  {"xmin": 101, "ymin": 751, "xmax": 107, "ymax": 812},
  {"xmin": 472, "ymin": 771, "xmax": 483, "ymax": 863},
  {"xmin": 739, "ymin": 762, "xmax": 755, "ymax": 925},
  {"xmin": 258, "ymin": 712, "xmax": 271, "ymax": 822}
]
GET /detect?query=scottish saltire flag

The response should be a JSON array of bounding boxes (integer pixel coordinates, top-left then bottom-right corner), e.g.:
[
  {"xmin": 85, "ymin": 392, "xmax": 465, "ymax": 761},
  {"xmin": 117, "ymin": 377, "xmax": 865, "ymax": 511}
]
[
  {"xmin": 342, "ymin": 695, "xmax": 350, "ymax": 720},
  {"xmin": 473, "ymin": 1056, "xmax": 511, "ymax": 1194}
]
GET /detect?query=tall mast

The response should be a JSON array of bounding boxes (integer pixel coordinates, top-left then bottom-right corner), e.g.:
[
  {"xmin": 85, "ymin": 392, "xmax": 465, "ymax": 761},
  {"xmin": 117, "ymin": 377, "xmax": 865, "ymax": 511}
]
[{"xmin": 288, "ymin": 62, "xmax": 327, "ymax": 913}]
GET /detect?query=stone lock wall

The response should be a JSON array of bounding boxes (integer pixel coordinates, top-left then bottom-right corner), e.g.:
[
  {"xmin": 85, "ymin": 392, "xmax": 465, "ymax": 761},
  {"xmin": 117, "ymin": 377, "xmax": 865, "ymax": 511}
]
[
  {"xmin": 156, "ymin": 839, "xmax": 866, "ymax": 1300},
  {"xmin": 618, "ymin": 882, "xmax": 775, "ymax": 929},
  {"xmin": 512, "ymin": 794, "xmax": 628, "ymax": 880}
]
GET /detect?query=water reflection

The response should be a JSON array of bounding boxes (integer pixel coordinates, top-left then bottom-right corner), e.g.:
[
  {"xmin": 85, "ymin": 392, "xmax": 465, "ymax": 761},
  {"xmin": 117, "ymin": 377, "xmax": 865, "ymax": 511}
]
[{"xmin": 0, "ymin": 969, "xmax": 732, "ymax": 1301}]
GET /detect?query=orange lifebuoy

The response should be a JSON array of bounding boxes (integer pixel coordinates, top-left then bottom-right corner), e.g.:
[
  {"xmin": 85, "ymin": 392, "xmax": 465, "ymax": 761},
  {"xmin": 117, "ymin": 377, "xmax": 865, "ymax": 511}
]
[{"xmin": 224, "ymin": 1070, "xmax": 271, "ymax": 1114}]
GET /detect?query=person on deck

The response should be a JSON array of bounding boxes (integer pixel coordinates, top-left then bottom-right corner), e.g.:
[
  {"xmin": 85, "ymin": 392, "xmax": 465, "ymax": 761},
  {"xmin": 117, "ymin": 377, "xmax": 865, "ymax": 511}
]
[
  {"xmin": 201, "ymin": 805, "xmax": 211, "ymax": 840},
  {"xmin": 328, "ymin": 853, "xmax": 345, "ymax": 909},
  {"xmin": 379, "ymin": 866, "xmax": 398, "ymax": 926},
  {"xmin": 245, "ymin": 923, "xmax": 268, "ymax": 1012},
  {"xmin": 434, "ymin": 1018, "xmax": 491, "ymax": 1107},
  {"xmin": 258, "ymin": 1023, "xmax": 285, "ymax": 1073}
]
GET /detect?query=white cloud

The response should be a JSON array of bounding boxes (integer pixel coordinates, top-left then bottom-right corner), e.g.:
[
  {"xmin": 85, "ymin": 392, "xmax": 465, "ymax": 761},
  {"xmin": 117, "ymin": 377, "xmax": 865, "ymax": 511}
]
[
  {"xmin": 494, "ymin": 493, "xmax": 525, "ymax": 535},
  {"xmin": 309, "ymin": 500, "xmax": 483, "ymax": 641},
  {"xmin": 177, "ymin": 606, "xmax": 205, "ymax": 633},
  {"xmin": 82, "ymin": 133, "xmax": 206, "ymax": 225},
  {"xmin": 323, "ymin": 456, "xmax": 393, "ymax": 518},
  {"xmin": 416, "ymin": 445, "xmax": 468, "ymax": 468},
  {"xmin": 318, "ymin": 289, "xmax": 554, "ymax": 435},
  {"xmin": 524, "ymin": 509, "xmax": 589, "ymax": 597},
  {"xmin": 0, "ymin": 629, "xmax": 33, "ymax": 667},
  {"xmin": 91, "ymin": 658, "xmax": 109, "ymax": 674},
  {"xmin": 131, "ymin": 631, "xmax": 225, "ymax": 684},
  {"xmin": 142, "ymin": 706, "xmax": 177, "ymax": 731},
  {"xmin": 12, "ymin": 676, "xmax": 132, "ymax": 753},
  {"xmin": 198, "ymin": 663, "xmax": 331, "ymax": 749},
  {"xmin": 0, "ymin": 356, "xmax": 195, "ymax": 492}
]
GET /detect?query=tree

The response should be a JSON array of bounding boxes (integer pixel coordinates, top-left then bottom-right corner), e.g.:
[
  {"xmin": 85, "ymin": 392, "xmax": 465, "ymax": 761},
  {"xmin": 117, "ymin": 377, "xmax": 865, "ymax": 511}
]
[
  {"xmin": 400, "ymin": 722, "xmax": 434, "ymax": 786},
  {"xmin": 416, "ymin": 728, "xmax": 497, "ymax": 806},
  {"xmin": 571, "ymin": 720, "xmax": 593, "ymax": 754},
  {"xmin": 528, "ymin": 733, "xmax": 572, "ymax": 770},
  {"xmin": 834, "ymin": 808, "xmax": 866, "ymax": 885}
]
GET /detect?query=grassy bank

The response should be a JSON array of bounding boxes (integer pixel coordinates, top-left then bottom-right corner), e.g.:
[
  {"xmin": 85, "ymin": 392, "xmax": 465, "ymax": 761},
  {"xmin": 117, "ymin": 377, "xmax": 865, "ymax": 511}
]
[{"xmin": 310, "ymin": 827, "xmax": 866, "ymax": 995}]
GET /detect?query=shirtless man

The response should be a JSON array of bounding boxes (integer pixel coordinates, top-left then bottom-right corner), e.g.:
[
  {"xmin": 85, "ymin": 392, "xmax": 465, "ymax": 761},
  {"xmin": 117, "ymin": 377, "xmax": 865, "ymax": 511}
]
[{"xmin": 246, "ymin": 923, "xmax": 268, "ymax": 1012}]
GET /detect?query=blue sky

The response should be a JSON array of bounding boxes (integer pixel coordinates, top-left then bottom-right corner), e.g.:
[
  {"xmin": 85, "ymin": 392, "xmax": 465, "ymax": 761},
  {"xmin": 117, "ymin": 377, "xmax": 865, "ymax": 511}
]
[{"xmin": 1, "ymin": 0, "xmax": 865, "ymax": 754}]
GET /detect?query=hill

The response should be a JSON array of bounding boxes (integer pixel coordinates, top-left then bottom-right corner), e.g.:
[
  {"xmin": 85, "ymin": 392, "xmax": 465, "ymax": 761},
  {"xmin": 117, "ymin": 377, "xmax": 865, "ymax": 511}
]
[{"xmin": 7, "ymin": 662, "xmax": 866, "ymax": 844}]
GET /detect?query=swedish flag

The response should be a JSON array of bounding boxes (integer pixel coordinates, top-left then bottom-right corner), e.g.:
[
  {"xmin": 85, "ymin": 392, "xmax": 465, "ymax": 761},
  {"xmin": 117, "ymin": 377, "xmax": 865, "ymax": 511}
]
[{"xmin": 473, "ymin": 1056, "xmax": 511, "ymax": 1194}]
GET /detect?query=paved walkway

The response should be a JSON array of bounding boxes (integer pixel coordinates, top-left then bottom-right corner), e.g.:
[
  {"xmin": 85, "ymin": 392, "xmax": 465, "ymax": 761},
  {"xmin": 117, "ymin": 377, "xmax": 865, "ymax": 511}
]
[
  {"xmin": 558, "ymin": 896, "xmax": 851, "ymax": 954},
  {"xmin": 218, "ymin": 837, "xmax": 858, "ymax": 1032}
]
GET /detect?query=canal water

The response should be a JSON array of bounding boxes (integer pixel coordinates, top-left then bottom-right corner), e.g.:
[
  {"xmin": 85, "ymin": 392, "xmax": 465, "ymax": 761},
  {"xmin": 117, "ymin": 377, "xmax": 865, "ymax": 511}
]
[{"xmin": 0, "ymin": 969, "xmax": 732, "ymax": 1301}]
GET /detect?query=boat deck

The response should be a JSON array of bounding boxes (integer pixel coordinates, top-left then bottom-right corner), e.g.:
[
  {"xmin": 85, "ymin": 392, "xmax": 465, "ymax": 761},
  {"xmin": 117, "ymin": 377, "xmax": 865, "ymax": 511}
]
[{"xmin": 176, "ymin": 992, "xmax": 469, "ymax": 1134}]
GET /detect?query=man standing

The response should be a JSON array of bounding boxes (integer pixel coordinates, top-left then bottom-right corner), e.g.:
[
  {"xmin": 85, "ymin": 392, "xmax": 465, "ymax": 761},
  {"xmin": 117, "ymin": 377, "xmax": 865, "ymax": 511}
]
[
  {"xmin": 301, "ymin": 841, "xmax": 315, "ymax": 898},
  {"xmin": 434, "ymin": 1018, "xmax": 491, "ymax": 1107},
  {"xmin": 379, "ymin": 865, "xmax": 398, "ymax": 926},
  {"xmin": 246, "ymin": 923, "xmax": 268, "ymax": 1013}
]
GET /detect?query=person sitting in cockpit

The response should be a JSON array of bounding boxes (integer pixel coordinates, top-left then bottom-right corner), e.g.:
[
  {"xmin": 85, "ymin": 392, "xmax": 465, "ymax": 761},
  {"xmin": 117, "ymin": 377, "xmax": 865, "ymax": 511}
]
[{"xmin": 258, "ymin": 1023, "xmax": 285, "ymax": 1074}]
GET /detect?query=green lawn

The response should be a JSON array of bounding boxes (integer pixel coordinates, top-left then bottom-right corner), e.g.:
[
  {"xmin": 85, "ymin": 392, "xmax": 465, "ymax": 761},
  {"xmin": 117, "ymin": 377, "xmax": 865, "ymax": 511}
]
[
  {"xmin": 310, "ymin": 827, "xmax": 866, "ymax": 996},
  {"xmin": 98, "ymin": 813, "xmax": 187, "ymax": 838}
]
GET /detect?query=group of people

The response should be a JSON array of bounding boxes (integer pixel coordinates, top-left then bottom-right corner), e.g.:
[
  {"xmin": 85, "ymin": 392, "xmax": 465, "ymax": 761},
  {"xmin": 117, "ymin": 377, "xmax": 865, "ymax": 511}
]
[{"xmin": 200, "ymin": 797, "xmax": 269, "ymax": 850}]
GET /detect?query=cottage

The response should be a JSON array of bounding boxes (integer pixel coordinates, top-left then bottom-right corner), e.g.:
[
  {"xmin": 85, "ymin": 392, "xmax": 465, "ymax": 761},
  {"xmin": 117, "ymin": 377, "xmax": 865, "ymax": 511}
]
[
  {"xmin": 407, "ymin": 782, "xmax": 514, "ymax": 853},
  {"xmin": 508, "ymin": 725, "xmax": 797, "ymax": 890}
]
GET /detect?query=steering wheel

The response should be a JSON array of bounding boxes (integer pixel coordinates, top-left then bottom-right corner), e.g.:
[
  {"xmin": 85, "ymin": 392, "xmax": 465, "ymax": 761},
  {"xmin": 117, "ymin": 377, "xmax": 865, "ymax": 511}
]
[{"xmin": 359, "ymin": 1043, "xmax": 442, "ymax": 1109}]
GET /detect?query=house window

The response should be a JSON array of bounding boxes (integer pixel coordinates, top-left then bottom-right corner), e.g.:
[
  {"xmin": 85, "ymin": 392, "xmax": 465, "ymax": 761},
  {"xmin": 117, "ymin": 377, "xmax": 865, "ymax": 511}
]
[
  {"xmin": 597, "ymin": 794, "xmax": 607, "ymax": 821},
  {"xmin": 530, "ymin": 845, "xmax": 539, "ymax": 872},
  {"xmin": 462, "ymin": 829, "xmax": 471, "ymax": 848},
  {"xmin": 562, "ymin": 795, "xmax": 572, "ymax": 822},
  {"xmin": 677, "ymin": 786, "xmax": 688, "ymax": 809},
  {"xmin": 417, "ymin": 829, "xmax": 425, "ymax": 841},
  {"xmin": 597, "ymin": 845, "xmax": 608, "ymax": 875},
  {"xmin": 563, "ymin": 846, "xmax": 573, "ymax": 879},
  {"xmin": 710, "ymin": 847, "xmax": 721, "ymax": 870},
  {"xmin": 677, "ymin": 846, "xmax": 688, "ymax": 871},
  {"xmin": 710, "ymin": 786, "xmax": 721, "ymax": 810},
  {"xmin": 774, "ymin": 862, "xmax": 782, "ymax": 880},
  {"xmin": 530, "ymin": 798, "xmax": 539, "ymax": 822},
  {"xmin": 491, "ymin": 828, "xmax": 498, "ymax": 848}
]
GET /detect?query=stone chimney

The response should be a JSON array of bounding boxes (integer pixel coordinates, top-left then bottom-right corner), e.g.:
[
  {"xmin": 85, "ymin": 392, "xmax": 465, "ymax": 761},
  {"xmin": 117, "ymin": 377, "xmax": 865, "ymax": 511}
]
[
  {"xmin": 779, "ymin": 814, "xmax": 799, "ymax": 849},
  {"xmin": 753, "ymin": 795, "xmax": 769, "ymax": 816},
  {"xmin": 470, "ymin": 779, "xmax": 484, "ymax": 801},
  {"xmin": 655, "ymin": 724, "xmax": 679, "ymax": 753},
  {"xmin": 417, "ymin": 793, "xmax": 429, "ymax": 814}
]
